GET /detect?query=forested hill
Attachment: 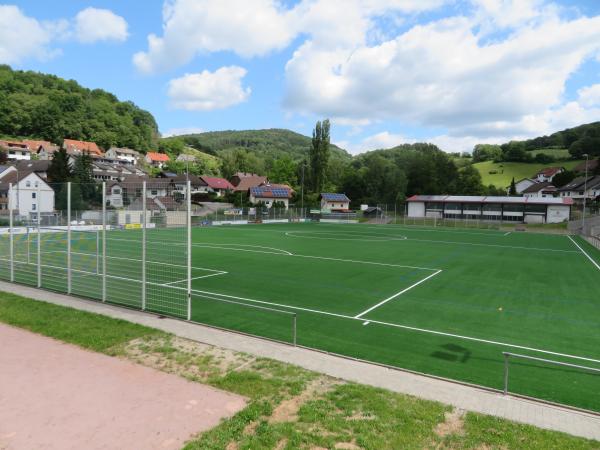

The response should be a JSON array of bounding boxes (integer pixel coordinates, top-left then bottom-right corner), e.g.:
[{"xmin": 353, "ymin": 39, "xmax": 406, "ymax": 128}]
[
  {"xmin": 162, "ymin": 129, "xmax": 351, "ymax": 162},
  {"xmin": 494, "ymin": 121, "xmax": 600, "ymax": 160},
  {"xmin": 0, "ymin": 65, "xmax": 158, "ymax": 151}
]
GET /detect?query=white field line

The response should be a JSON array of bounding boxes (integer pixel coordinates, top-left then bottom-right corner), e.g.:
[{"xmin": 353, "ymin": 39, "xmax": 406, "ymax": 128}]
[
  {"xmin": 363, "ymin": 225, "xmax": 503, "ymax": 236},
  {"xmin": 162, "ymin": 271, "xmax": 227, "ymax": 286},
  {"xmin": 106, "ymin": 237, "xmax": 293, "ymax": 256},
  {"xmin": 70, "ymin": 251, "xmax": 224, "ymax": 273},
  {"xmin": 354, "ymin": 270, "xmax": 443, "ymax": 318},
  {"xmin": 183, "ymin": 286, "xmax": 600, "ymax": 365},
  {"xmin": 103, "ymin": 235, "xmax": 441, "ymax": 271},
  {"xmin": 285, "ymin": 231, "xmax": 408, "ymax": 242},
  {"xmin": 4, "ymin": 255, "xmax": 600, "ymax": 365},
  {"xmin": 504, "ymin": 232, "xmax": 511, "ymax": 236},
  {"xmin": 568, "ymin": 235, "xmax": 600, "ymax": 272},
  {"xmin": 407, "ymin": 237, "xmax": 578, "ymax": 253},
  {"xmin": 291, "ymin": 254, "xmax": 439, "ymax": 271}
]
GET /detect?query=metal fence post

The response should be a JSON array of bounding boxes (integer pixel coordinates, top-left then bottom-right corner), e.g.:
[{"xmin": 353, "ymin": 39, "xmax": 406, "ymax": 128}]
[
  {"xmin": 37, "ymin": 184, "xmax": 41, "ymax": 288},
  {"xmin": 187, "ymin": 180, "xmax": 192, "ymax": 321},
  {"xmin": 67, "ymin": 182, "xmax": 71, "ymax": 294},
  {"xmin": 141, "ymin": 181, "xmax": 147, "ymax": 311},
  {"xmin": 102, "ymin": 182, "xmax": 107, "ymax": 302},
  {"xmin": 503, "ymin": 353, "xmax": 509, "ymax": 395},
  {"xmin": 293, "ymin": 313, "xmax": 297, "ymax": 347},
  {"xmin": 9, "ymin": 183, "xmax": 14, "ymax": 282}
]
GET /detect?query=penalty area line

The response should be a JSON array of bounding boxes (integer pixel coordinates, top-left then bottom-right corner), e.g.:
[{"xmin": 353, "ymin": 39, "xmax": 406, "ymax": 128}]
[
  {"xmin": 181, "ymin": 285, "xmax": 600, "ymax": 365},
  {"xmin": 354, "ymin": 269, "xmax": 443, "ymax": 318}
]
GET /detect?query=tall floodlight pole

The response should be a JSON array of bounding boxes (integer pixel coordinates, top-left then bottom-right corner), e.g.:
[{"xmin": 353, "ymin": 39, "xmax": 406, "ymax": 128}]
[
  {"xmin": 301, "ymin": 162, "xmax": 305, "ymax": 218},
  {"xmin": 582, "ymin": 153, "xmax": 589, "ymax": 235}
]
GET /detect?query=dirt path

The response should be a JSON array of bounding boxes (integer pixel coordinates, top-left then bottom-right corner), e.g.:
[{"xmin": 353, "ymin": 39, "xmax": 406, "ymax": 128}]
[{"xmin": 0, "ymin": 323, "xmax": 246, "ymax": 450}]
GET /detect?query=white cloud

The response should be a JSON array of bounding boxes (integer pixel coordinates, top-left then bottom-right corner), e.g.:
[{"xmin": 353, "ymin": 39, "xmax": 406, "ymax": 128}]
[
  {"xmin": 133, "ymin": 0, "xmax": 447, "ymax": 73},
  {"xmin": 162, "ymin": 126, "xmax": 204, "ymax": 137},
  {"xmin": 284, "ymin": 5, "xmax": 600, "ymax": 141},
  {"xmin": 134, "ymin": 0, "xmax": 297, "ymax": 73},
  {"xmin": 167, "ymin": 66, "xmax": 251, "ymax": 111},
  {"xmin": 0, "ymin": 5, "xmax": 60, "ymax": 64},
  {"xmin": 577, "ymin": 84, "xmax": 600, "ymax": 108},
  {"xmin": 0, "ymin": 6, "xmax": 129, "ymax": 65},
  {"xmin": 338, "ymin": 131, "xmax": 413, "ymax": 154},
  {"xmin": 74, "ymin": 8, "xmax": 129, "ymax": 44}
]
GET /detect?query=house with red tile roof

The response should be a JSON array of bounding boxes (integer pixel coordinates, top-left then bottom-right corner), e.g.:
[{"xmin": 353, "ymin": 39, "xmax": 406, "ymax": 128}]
[
  {"xmin": 534, "ymin": 167, "xmax": 563, "ymax": 183},
  {"xmin": 230, "ymin": 172, "xmax": 268, "ymax": 192},
  {"xmin": 200, "ymin": 176, "xmax": 234, "ymax": 197},
  {"xmin": 249, "ymin": 183, "xmax": 293, "ymax": 208},
  {"xmin": 144, "ymin": 151, "xmax": 170, "ymax": 168},
  {"xmin": 63, "ymin": 139, "xmax": 103, "ymax": 156}
]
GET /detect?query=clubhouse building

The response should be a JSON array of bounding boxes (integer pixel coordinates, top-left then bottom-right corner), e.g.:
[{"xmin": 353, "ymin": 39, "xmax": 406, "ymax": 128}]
[{"xmin": 406, "ymin": 195, "xmax": 572, "ymax": 224}]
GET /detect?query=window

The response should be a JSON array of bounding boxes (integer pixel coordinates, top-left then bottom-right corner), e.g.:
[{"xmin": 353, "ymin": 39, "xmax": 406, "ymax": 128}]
[
  {"xmin": 32, "ymin": 204, "xmax": 36, "ymax": 211},
  {"xmin": 151, "ymin": 190, "xmax": 158, "ymax": 196},
  {"xmin": 34, "ymin": 182, "xmax": 38, "ymax": 187},
  {"xmin": 26, "ymin": 181, "xmax": 31, "ymax": 187},
  {"xmin": 32, "ymin": 193, "xmax": 36, "ymax": 199}
]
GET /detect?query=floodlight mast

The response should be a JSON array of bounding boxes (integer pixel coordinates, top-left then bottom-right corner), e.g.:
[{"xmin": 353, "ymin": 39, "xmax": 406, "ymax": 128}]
[{"xmin": 582, "ymin": 154, "xmax": 589, "ymax": 235}]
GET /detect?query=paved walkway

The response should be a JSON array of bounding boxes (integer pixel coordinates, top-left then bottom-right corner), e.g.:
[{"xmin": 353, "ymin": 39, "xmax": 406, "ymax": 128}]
[{"xmin": 1, "ymin": 281, "xmax": 599, "ymax": 442}]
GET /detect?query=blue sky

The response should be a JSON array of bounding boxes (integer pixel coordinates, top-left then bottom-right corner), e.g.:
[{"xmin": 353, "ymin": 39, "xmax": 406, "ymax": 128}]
[{"xmin": 2, "ymin": 0, "xmax": 600, "ymax": 153}]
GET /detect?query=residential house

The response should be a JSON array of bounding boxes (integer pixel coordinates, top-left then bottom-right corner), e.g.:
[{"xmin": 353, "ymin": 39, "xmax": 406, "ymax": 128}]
[
  {"xmin": 145, "ymin": 152, "xmax": 170, "ymax": 168},
  {"xmin": 21, "ymin": 139, "xmax": 54, "ymax": 151},
  {"xmin": 63, "ymin": 139, "xmax": 103, "ymax": 157},
  {"xmin": 521, "ymin": 182, "xmax": 557, "ymax": 198},
  {"xmin": 176, "ymin": 154, "xmax": 196, "ymax": 163},
  {"xmin": 200, "ymin": 176, "xmax": 234, "ymax": 197},
  {"xmin": 0, "ymin": 140, "xmax": 31, "ymax": 161},
  {"xmin": 106, "ymin": 181, "xmax": 125, "ymax": 208},
  {"xmin": 170, "ymin": 174, "xmax": 207, "ymax": 194},
  {"xmin": 230, "ymin": 172, "xmax": 268, "ymax": 192},
  {"xmin": 0, "ymin": 169, "xmax": 55, "ymax": 218},
  {"xmin": 534, "ymin": 167, "xmax": 563, "ymax": 183},
  {"xmin": 320, "ymin": 193, "xmax": 351, "ymax": 211},
  {"xmin": 249, "ymin": 183, "xmax": 293, "ymax": 208},
  {"xmin": 36, "ymin": 142, "xmax": 62, "ymax": 160},
  {"xmin": 15, "ymin": 160, "xmax": 52, "ymax": 180},
  {"xmin": 558, "ymin": 176, "xmax": 600, "ymax": 201},
  {"xmin": 508, "ymin": 178, "xmax": 536, "ymax": 194},
  {"xmin": 105, "ymin": 147, "xmax": 140, "ymax": 165}
]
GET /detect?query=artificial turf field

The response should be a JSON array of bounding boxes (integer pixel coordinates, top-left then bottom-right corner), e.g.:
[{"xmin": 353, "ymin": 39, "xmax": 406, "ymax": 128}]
[{"xmin": 1, "ymin": 221, "xmax": 600, "ymax": 411}]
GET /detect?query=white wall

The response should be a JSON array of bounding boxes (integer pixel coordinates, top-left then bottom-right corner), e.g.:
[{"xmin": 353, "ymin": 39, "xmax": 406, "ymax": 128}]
[
  {"xmin": 407, "ymin": 202, "xmax": 425, "ymax": 217},
  {"xmin": 546, "ymin": 205, "xmax": 570, "ymax": 223},
  {"xmin": 7, "ymin": 149, "xmax": 30, "ymax": 160},
  {"xmin": 9, "ymin": 173, "xmax": 54, "ymax": 217}
]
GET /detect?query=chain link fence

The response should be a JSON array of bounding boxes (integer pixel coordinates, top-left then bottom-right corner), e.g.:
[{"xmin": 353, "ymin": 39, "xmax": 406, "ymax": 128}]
[{"xmin": 0, "ymin": 181, "xmax": 298, "ymax": 343}]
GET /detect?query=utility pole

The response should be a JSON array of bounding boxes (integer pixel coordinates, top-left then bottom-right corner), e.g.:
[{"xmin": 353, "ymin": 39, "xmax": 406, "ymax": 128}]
[
  {"xmin": 301, "ymin": 162, "xmax": 305, "ymax": 215},
  {"xmin": 582, "ymin": 153, "xmax": 589, "ymax": 235}
]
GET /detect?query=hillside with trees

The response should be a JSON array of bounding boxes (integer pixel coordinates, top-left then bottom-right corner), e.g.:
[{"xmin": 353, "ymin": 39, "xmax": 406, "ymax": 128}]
[
  {"xmin": 472, "ymin": 122, "xmax": 600, "ymax": 163},
  {"xmin": 0, "ymin": 65, "xmax": 158, "ymax": 151}
]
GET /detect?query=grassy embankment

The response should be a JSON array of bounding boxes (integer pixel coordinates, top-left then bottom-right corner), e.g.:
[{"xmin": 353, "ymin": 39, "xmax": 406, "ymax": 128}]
[{"xmin": 0, "ymin": 292, "xmax": 598, "ymax": 449}]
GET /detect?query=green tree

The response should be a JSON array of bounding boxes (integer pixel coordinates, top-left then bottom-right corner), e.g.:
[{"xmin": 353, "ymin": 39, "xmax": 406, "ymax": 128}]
[
  {"xmin": 552, "ymin": 170, "xmax": 575, "ymax": 188},
  {"xmin": 47, "ymin": 148, "xmax": 71, "ymax": 183},
  {"xmin": 72, "ymin": 152, "xmax": 99, "ymax": 204},
  {"xmin": 310, "ymin": 119, "xmax": 331, "ymax": 192},
  {"xmin": 472, "ymin": 144, "xmax": 502, "ymax": 162},
  {"xmin": 509, "ymin": 177, "xmax": 517, "ymax": 196},
  {"xmin": 269, "ymin": 156, "xmax": 297, "ymax": 186},
  {"xmin": 457, "ymin": 165, "xmax": 485, "ymax": 195}
]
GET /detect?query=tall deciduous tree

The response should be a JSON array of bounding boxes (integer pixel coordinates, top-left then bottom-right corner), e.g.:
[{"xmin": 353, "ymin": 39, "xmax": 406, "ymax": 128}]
[{"xmin": 310, "ymin": 119, "xmax": 330, "ymax": 192}]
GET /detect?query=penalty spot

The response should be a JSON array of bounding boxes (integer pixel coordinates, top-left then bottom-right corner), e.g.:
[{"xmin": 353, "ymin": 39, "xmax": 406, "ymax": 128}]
[{"xmin": 362, "ymin": 321, "xmax": 370, "ymax": 326}]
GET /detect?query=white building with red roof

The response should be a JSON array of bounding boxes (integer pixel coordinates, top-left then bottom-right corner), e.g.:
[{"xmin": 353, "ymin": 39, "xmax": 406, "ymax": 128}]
[
  {"xmin": 144, "ymin": 151, "xmax": 170, "ymax": 168},
  {"xmin": 534, "ymin": 167, "xmax": 563, "ymax": 183},
  {"xmin": 63, "ymin": 139, "xmax": 103, "ymax": 156},
  {"xmin": 200, "ymin": 176, "xmax": 234, "ymax": 197}
]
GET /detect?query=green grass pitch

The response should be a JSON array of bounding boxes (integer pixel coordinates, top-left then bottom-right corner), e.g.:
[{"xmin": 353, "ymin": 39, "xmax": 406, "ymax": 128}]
[{"xmin": 1, "ymin": 222, "xmax": 599, "ymax": 411}]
